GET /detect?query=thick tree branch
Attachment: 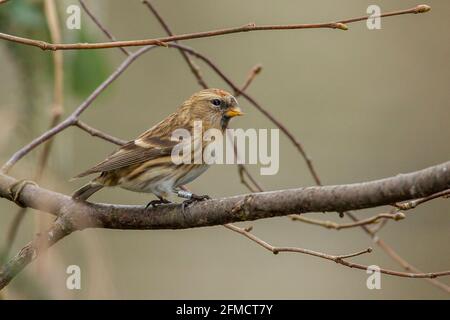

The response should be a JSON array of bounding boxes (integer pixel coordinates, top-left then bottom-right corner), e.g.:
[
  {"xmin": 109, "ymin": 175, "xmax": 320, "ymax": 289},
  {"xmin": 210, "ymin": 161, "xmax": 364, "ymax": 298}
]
[
  {"xmin": 0, "ymin": 161, "xmax": 449, "ymax": 289},
  {"xmin": 0, "ymin": 219, "xmax": 72, "ymax": 290},
  {"xmin": 0, "ymin": 161, "xmax": 449, "ymax": 230}
]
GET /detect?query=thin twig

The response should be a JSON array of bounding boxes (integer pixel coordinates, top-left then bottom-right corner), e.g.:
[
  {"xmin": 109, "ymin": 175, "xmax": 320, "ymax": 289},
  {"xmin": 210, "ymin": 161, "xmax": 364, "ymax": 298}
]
[
  {"xmin": 224, "ymin": 224, "xmax": 448, "ymax": 278},
  {"xmin": 234, "ymin": 64, "xmax": 264, "ymax": 193},
  {"xmin": 74, "ymin": 120, "xmax": 127, "ymax": 146},
  {"xmin": 44, "ymin": 0, "xmax": 64, "ymax": 120},
  {"xmin": 345, "ymin": 211, "xmax": 450, "ymax": 293},
  {"xmin": 2, "ymin": 207, "xmax": 26, "ymax": 263},
  {"xmin": 394, "ymin": 189, "xmax": 450, "ymax": 210},
  {"xmin": 236, "ymin": 64, "xmax": 263, "ymax": 97},
  {"xmin": 238, "ymin": 165, "xmax": 264, "ymax": 193},
  {"xmin": 0, "ymin": 23, "xmax": 346, "ymax": 51},
  {"xmin": 1, "ymin": 45, "xmax": 157, "ymax": 173},
  {"xmin": 141, "ymin": 0, "xmax": 208, "ymax": 88},
  {"xmin": 290, "ymin": 212, "xmax": 405, "ymax": 230},
  {"xmin": 79, "ymin": 0, "xmax": 131, "ymax": 56},
  {"xmin": 225, "ymin": 223, "xmax": 372, "ymax": 259},
  {"xmin": 368, "ymin": 207, "xmax": 399, "ymax": 235},
  {"xmin": 0, "ymin": 5, "xmax": 431, "ymax": 51}
]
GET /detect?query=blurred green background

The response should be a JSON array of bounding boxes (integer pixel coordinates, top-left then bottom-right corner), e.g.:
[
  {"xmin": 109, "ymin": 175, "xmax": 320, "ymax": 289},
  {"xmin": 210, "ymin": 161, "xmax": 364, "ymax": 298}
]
[{"xmin": 0, "ymin": 0, "xmax": 449, "ymax": 299}]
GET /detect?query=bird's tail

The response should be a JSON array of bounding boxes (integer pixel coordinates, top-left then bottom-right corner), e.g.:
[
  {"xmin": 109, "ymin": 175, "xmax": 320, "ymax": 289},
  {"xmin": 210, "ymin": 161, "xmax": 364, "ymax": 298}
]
[{"xmin": 72, "ymin": 181, "xmax": 104, "ymax": 200}]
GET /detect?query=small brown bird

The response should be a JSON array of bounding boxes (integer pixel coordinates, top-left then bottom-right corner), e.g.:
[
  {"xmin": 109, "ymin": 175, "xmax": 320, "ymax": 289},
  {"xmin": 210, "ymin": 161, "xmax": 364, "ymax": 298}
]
[{"xmin": 72, "ymin": 89, "xmax": 243, "ymax": 207}]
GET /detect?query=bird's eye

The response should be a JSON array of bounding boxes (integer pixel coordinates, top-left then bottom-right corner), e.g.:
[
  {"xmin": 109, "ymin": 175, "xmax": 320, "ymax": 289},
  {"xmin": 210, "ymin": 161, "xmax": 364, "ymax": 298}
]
[{"xmin": 211, "ymin": 99, "xmax": 222, "ymax": 106}]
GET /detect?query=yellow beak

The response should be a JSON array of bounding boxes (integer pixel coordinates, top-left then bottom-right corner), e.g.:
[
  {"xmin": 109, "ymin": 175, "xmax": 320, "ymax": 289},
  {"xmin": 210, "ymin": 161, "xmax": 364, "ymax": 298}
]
[{"xmin": 225, "ymin": 106, "xmax": 244, "ymax": 118}]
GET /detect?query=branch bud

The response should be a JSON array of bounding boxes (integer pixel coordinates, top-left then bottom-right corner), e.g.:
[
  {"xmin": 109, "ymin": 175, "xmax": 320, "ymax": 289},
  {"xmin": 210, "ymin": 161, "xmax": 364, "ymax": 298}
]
[
  {"xmin": 334, "ymin": 23, "xmax": 348, "ymax": 31},
  {"xmin": 415, "ymin": 5, "xmax": 431, "ymax": 14}
]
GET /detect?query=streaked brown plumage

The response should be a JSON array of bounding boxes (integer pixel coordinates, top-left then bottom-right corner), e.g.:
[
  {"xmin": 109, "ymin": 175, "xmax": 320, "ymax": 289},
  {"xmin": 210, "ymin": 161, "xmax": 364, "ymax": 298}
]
[{"xmin": 72, "ymin": 89, "xmax": 243, "ymax": 205}]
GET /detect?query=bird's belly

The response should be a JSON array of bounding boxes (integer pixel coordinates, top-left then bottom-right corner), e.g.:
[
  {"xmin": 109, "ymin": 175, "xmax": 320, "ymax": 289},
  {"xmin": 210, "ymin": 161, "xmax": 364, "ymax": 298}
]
[
  {"xmin": 175, "ymin": 164, "xmax": 209, "ymax": 187},
  {"xmin": 118, "ymin": 164, "xmax": 209, "ymax": 197},
  {"xmin": 119, "ymin": 166, "xmax": 176, "ymax": 197}
]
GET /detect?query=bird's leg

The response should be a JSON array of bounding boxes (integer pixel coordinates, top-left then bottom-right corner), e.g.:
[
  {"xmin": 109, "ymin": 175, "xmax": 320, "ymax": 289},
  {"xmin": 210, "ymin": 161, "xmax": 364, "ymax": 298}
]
[
  {"xmin": 145, "ymin": 196, "xmax": 171, "ymax": 209},
  {"xmin": 176, "ymin": 190, "xmax": 211, "ymax": 215}
]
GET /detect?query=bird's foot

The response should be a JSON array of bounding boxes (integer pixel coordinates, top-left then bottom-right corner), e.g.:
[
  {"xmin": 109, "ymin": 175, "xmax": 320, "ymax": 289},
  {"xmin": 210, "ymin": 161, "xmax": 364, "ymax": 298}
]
[
  {"xmin": 145, "ymin": 197, "xmax": 171, "ymax": 209},
  {"xmin": 181, "ymin": 194, "xmax": 211, "ymax": 216}
]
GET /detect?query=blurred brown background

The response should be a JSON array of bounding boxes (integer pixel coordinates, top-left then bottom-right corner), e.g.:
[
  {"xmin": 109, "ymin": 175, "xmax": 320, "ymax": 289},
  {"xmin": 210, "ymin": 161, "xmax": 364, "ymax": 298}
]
[{"xmin": 0, "ymin": 0, "xmax": 449, "ymax": 299}]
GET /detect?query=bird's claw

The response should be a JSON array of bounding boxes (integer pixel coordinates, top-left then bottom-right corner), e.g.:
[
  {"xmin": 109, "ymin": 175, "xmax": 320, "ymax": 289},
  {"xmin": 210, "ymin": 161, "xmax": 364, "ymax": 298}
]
[
  {"xmin": 145, "ymin": 198, "xmax": 171, "ymax": 209},
  {"xmin": 192, "ymin": 194, "xmax": 211, "ymax": 201},
  {"xmin": 181, "ymin": 194, "xmax": 211, "ymax": 217}
]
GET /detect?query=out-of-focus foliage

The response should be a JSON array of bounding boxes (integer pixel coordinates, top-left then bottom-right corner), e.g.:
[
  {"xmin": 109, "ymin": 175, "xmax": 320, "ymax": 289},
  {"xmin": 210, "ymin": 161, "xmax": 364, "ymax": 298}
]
[
  {"xmin": 65, "ymin": 27, "xmax": 110, "ymax": 97},
  {"xmin": 0, "ymin": 0, "xmax": 51, "ymax": 133},
  {"xmin": 0, "ymin": 0, "xmax": 110, "ymax": 132}
]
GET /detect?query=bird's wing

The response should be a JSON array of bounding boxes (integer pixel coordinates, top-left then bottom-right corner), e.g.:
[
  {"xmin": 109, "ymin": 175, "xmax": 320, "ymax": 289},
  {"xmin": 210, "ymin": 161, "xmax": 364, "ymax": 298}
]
[{"xmin": 73, "ymin": 136, "xmax": 178, "ymax": 178}]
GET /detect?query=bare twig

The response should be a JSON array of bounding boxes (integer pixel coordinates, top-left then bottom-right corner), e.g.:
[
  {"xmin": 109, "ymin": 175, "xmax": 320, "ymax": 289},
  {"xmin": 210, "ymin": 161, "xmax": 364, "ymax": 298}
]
[
  {"xmin": 234, "ymin": 65, "xmax": 264, "ymax": 193},
  {"xmin": 238, "ymin": 165, "xmax": 264, "ymax": 193},
  {"xmin": 338, "ymin": 4, "xmax": 431, "ymax": 24},
  {"xmin": 74, "ymin": 120, "xmax": 127, "ymax": 146},
  {"xmin": 1, "ymin": 45, "xmax": 157, "ymax": 173},
  {"xmin": 394, "ymin": 189, "xmax": 450, "ymax": 210},
  {"xmin": 236, "ymin": 64, "xmax": 263, "ymax": 96},
  {"xmin": 44, "ymin": 0, "xmax": 64, "ymax": 120},
  {"xmin": 224, "ymin": 223, "xmax": 448, "ymax": 278},
  {"xmin": 141, "ymin": 0, "xmax": 208, "ymax": 88},
  {"xmin": 79, "ymin": 0, "xmax": 131, "ymax": 56},
  {"xmin": 225, "ymin": 224, "xmax": 371, "ymax": 260},
  {"xmin": 290, "ymin": 212, "xmax": 405, "ymax": 230},
  {"xmin": 3, "ymin": 207, "xmax": 27, "ymax": 262},
  {"xmin": 345, "ymin": 211, "xmax": 450, "ymax": 293},
  {"xmin": 0, "ymin": 5, "xmax": 430, "ymax": 51}
]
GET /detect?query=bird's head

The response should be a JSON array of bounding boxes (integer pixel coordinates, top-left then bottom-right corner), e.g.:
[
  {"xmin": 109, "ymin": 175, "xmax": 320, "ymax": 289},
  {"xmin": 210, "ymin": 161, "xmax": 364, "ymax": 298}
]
[{"xmin": 185, "ymin": 89, "xmax": 243, "ymax": 130}]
